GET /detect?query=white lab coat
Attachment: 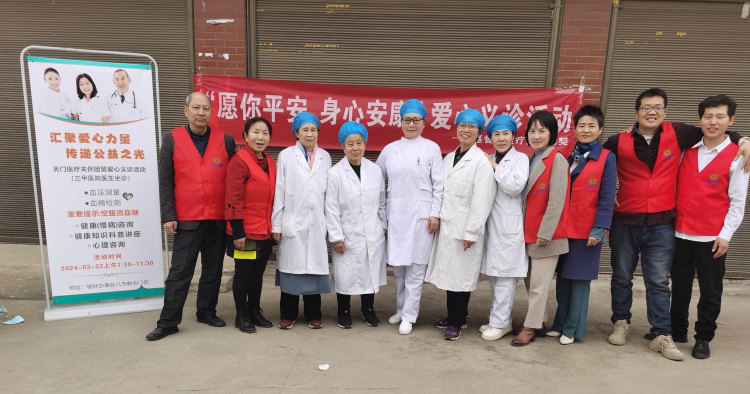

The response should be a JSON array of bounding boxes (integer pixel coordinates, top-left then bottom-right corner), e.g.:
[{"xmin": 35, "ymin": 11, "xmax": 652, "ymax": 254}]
[
  {"xmin": 375, "ymin": 136, "xmax": 444, "ymax": 266},
  {"xmin": 107, "ymin": 90, "xmax": 144, "ymax": 122},
  {"xmin": 425, "ymin": 144, "xmax": 495, "ymax": 292},
  {"xmin": 271, "ymin": 145, "xmax": 332, "ymax": 275},
  {"xmin": 75, "ymin": 96, "xmax": 111, "ymax": 123},
  {"xmin": 42, "ymin": 89, "xmax": 73, "ymax": 118},
  {"xmin": 480, "ymin": 147, "xmax": 530, "ymax": 278},
  {"xmin": 325, "ymin": 158, "xmax": 388, "ymax": 294}
]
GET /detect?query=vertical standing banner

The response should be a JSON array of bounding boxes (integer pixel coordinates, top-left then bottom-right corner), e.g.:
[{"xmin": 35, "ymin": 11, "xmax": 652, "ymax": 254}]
[
  {"xmin": 195, "ymin": 75, "xmax": 584, "ymax": 157},
  {"xmin": 27, "ymin": 57, "xmax": 163, "ymax": 306}
]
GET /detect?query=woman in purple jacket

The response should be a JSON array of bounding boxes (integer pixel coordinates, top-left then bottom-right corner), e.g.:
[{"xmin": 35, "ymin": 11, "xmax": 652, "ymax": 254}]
[{"xmin": 549, "ymin": 105, "xmax": 616, "ymax": 345}]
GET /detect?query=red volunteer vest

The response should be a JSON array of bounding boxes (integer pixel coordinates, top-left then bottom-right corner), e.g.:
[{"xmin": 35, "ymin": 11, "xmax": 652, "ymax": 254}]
[
  {"xmin": 567, "ymin": 149, "xmax": 611, "ymax": 239},
  {"xmin": 614, "ymin": 122, "xmax": 680, "ymax": 213},
  {"xmin": 675, "ymin": 143, "xmax": 738, "ymax": 236},
  {"xmin": 172, "ymin": 126, "xmax": 228, "ymax": 221},
  {"xmin": 525, "ymin": 149, "xmax": 570, "ymax": 243},
  {"xmin": 226, "ymin": 149, "xmax": 277, "ymax": 240}
]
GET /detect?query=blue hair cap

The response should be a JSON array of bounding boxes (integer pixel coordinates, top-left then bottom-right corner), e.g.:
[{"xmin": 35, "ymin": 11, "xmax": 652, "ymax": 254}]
[
  {"xmin": 455, "ymin": 108, "xmax": 485, "ymax": 130},
  {"xmin": 338, "ymin": 121, "xmax": 368, "ymax": 145},
  {"xmin": 291, "ymin": 112, "xmax": 320, "ymax": 133},
  {"xmin": 485, "ymin": 114, "xmax": 518, "ymax": 138},
  {"xmin": 399, "ymin": 98, "xmax": 427, "ymax": 118}
]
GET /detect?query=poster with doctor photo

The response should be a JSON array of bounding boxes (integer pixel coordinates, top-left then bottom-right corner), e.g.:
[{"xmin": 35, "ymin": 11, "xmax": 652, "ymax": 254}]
[
  {"xmin": 30, "ymin": 57, "xmax": 153, "ymax": 124},
  {"xmin": 27, "ymin": 56, "xmax": 163, "ymax": 306}
]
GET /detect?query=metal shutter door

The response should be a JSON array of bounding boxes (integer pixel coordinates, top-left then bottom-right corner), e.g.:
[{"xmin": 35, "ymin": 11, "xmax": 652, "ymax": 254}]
[
  {"xmin": 255, "ymin": 0, "xmax": 554, "ymax": 88},
  {"xmin": 0, "ymin": 0, "xmax": 193, "ymax": 243},
  {"xmin": 601, "ymin": 0, "xmax": 750, "ymax": 278}
]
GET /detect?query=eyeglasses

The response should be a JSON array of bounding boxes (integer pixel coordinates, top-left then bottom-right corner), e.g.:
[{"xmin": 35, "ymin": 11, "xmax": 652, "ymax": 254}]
[
  {"xmin": 401, "ymin": 117, "xmax": 424, "ymax": 125},
  {"xmin": 639, "ymin": 105, "xmax": 665, "ymax": 113},
  {"xmin": 457, "ymin": 124, "xmax": 479, "ymax": 131}
]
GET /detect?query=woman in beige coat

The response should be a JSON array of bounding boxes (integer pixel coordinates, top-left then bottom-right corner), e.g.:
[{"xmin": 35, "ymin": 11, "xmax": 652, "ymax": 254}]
[{"xmin": 511, "ymin": 110, "xmax": 570, "ymax": 347}]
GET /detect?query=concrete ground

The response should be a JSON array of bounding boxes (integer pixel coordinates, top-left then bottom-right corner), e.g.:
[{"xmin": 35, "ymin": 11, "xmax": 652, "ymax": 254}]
[{"xmin": 1, "ymin": 244, "xmax": 749, "ymax": 393}]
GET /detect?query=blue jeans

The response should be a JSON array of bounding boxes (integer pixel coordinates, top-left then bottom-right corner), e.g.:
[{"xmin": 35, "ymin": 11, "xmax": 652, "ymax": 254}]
[{"xmin": 609, "ymin": 222, "xmax": 675, "ymax": 336}]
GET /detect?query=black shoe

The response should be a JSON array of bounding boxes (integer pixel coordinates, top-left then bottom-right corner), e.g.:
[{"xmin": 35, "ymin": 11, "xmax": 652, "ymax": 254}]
[
  {"xmin": 197, "ymin": 314, "xmax": 226, "ymax": 327},
  {"xmin": 249, "ymin": 306, "xmax": 273, "ymax": 328},
  {"xmin": 692, "ymin": 339, "xmax": 711, "ymax": 359},
  {"xmin": 146, "ymin": 326, "xmax": 179, "ymax": 341},
  {"xmin": 337, "ymin": 310, "xmax": 353, "ymax": 329},
  {"xmin": 644, "ymin": 333, "xmax": 687, "ymax": 343},
  {"xmin": 235, "ymin": 306, "xmax": 256, "ymax": 334},
  {"xmin": 362, "ymin": 307, "xmax": 380, "ymax": 327}
]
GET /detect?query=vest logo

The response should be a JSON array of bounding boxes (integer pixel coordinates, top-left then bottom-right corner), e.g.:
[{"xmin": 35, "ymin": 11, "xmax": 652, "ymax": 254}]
[
  {"xmin": 213, "ymin": 158, "xmax": 221, "ymax": 163},
  {"xmin": 706, "ymin": 173, "xmax": 720, "ymax": 185},
  {"xmin": 536, "ymin": 183, "xmax": 549, "ymax": 194},
  {"xmin": 662, "ymin": 149, "xmax": 675, "ymax": 161},
  {"xmin": 212, "ymin": 157, "xmax": 224, "ymax": 168},
  {"xmin": 585, "ymin": 178, "xmax": 599, "ymax": 190}
]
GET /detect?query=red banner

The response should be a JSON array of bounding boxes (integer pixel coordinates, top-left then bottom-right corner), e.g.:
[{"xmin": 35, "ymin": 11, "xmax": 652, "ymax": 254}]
[{"xmin": 194, "ymin": 75, "xmax": 584, "ymax": 157}]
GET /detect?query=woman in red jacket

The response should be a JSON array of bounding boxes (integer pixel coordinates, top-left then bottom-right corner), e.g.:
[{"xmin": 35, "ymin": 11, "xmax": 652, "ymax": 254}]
[{"xmin": 226, "ymin": 117, "xmax": 276, "ymax": 334}]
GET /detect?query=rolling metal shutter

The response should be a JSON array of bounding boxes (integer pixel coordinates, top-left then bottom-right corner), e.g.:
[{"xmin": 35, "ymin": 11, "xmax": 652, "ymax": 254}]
[
  {"xmin": 0, "ymin": 0, "xmax": 193, "ymax": 243},
  {"xmin": 255, "ymin": 0, "xmax": 555, "ymax": 89},
  {"xmin": 601, "ymin": 0, "xmax": 750, "ymax": 278},
  {"xmin": 254, "ymin": 0, "xmax": 558, "ymax": 166}
]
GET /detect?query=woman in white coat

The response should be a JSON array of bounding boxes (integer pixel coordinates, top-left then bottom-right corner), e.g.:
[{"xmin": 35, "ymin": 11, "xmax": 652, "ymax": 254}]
[
  {"xmin": 73, "ymin": 73, "xmax": 110, "ymax": 123},
  {"xmin": 325, "ymin": 122, "xmax": 387, "ymax": 329},
  {"xmin": 376, "ymin": 99, "xmax": 444, "ymax": 335},
  {"xmin": 426, "ymin": 108, "xmax": 495, "ymax": 341},
  {"xmin": 271, "ymin": 112, "xmax": 332, "ymax": 330},
  {"xmin": 40, "ymin": 67, "xmax": 73, "ymax": 119},
  {"xmin": 478, "ymin": 115, "xmax": 530, "ymax": 341}
]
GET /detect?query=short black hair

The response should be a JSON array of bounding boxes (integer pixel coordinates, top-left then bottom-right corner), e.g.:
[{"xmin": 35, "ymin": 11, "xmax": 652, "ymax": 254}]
[
  {"xmin": 243, "ymin": 117, "xmax": 273, "ymax": 137},
  {"xmin": 699, "ymin": 94, "xmax": 737, "ymax": 118},
  {"xmin": 75, "ymin": 73, "xmax": 99, "ymax": 100},
  {"xmin": 574, "ymin": 105, "xmax": 604, "ymax": 129},
  {"xmin": 525, "ymin": 110, "xmax": 558, "ymax": 147},
  {"xmin": 44, "ymin": 67, "xmax": 59, "ymax": 77},
  {"xmin": 635, "ymin": 88, "xmax": 668, "ymax": 111}
]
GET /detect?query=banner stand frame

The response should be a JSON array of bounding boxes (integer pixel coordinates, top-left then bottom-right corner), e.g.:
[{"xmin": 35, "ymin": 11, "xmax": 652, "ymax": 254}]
[{"xmin": 20, "ymin": 46, "xmax": 168, "ymax": 322}]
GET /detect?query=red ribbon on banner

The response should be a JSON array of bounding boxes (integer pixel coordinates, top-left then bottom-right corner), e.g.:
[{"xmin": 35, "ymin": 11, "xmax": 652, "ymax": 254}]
[{"xmin": 194, "ymin": 75, "xmax": 584, "ymax": 157}]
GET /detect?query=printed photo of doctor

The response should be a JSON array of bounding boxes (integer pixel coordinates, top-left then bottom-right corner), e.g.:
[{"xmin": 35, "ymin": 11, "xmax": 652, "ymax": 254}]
[
  {"xmin": 73, "ymin": 73, "xmax": 110, "ymax": 123},
  {"xmin": 40, "ymin": 67, "xmax": 74, "ymax": 119},
  {"xmin": 108, "ymin": 69, "xmax": 145, "ymax": 122}
]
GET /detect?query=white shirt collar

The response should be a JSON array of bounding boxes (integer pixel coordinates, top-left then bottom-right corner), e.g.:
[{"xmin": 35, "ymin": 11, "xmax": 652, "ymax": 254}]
[
  {"xmin": 693, "ymin": 135, "xmax": 730, "ymax": 153},
  {"xmin": 114, "ymin": 89, "xmax": 131, "ymax": 97}
]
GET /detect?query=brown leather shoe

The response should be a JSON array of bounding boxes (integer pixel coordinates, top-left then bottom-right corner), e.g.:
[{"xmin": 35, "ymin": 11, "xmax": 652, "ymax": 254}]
[
  {"xmin": 512, "ymin": 323, "xmax": 546, "ymax": 337},
  {"xmin": 511, "ymin": 327, "xmax": 536, "ymax": 346}
]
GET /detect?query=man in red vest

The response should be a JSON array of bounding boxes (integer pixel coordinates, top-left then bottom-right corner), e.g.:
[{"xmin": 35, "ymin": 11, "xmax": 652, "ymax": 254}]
[
  {"xmin": 602, "ymin": 88, "xmax": 750, "ymax": 361},
  {"xmin": 671, "ymin": 95, "xmax": 748, "ymax": 360},
  {"xmin": 146, "ymin": 92, "xmax": 236, "ymax": 341}
]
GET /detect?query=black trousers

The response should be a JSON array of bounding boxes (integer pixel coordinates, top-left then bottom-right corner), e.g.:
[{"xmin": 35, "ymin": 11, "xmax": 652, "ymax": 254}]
[
  {"xmin": 670, "ymin": 238, "xmax": 726, "ymax": 341},
  {"xmin": 336, "ymin": 293, "xmax": 375, "ymax": 314},
  {"xmin": 446, "ymin": 290, "xmax": 471, "ymax": 327},
  {"xmin": 280, "ymin": 292, "xmax": 322, "ymax": 322},
  {"xmin": 157, "ymin": 220, "xmax": 226, "ymax": 328},
  {"xmin": 232, "ymin": 240, "xmax": 273, "ymax": 309}
]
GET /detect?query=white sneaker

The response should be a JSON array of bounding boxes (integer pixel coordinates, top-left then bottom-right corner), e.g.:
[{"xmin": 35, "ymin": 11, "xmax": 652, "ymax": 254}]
[
  {"xmin": 546, "ymin": 330, "xmax": 562, "ymax": 337},
  {"xmin": 607, "ymin": 320, "xmax": 630, "ymax": 346},
  {"xmin": 479, "ymin": 324, "xmax": 490, "ymax": 333},
  {"xmin": 388, "ymin": 314, "xmax": 402, "ymax": 325},
  {"xmin": 560, "ymin": 335, "xmax": 574, "ymax": 345},
  {"xmin": 399, "ymin": 320, "xmax": 412, "ymax": 335},
  {"xmin": 649, "ymin": 335, "xmax": 685, "ymax": 361},
  {"xmin": 481, "ymin": 325, "xmax": 513, "ymax": 341}
]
